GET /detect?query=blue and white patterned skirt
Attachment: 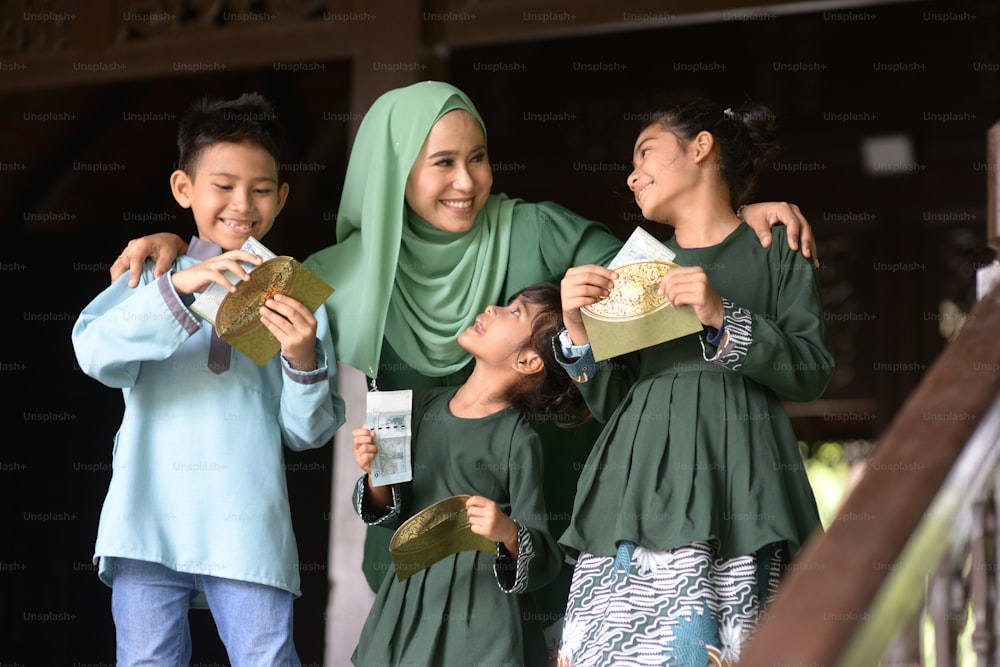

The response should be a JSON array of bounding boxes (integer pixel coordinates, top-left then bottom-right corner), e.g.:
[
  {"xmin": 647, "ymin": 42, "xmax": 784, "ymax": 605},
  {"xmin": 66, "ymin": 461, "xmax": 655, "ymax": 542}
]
[{"xmin": 558, "ymin": 540, "xmax": 785, "ymax": 667}]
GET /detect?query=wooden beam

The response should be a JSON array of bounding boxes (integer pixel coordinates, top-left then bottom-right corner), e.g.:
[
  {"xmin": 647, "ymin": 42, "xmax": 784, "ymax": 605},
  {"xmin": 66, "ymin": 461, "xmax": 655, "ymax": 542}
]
[
  {"xmin": 423, "ymin": 0, "xmax": 926, "ymax": 48},
  {"xmin": 0, "ymin": 19, "xmax": 357, "ymax": 93},
  {"xmin": 739, "ymin": 281, "xmax": 1000, "ymax": 665},
  {"xmin": 347, "ymin": 0, "xmax": 425, "ymax": 141}
]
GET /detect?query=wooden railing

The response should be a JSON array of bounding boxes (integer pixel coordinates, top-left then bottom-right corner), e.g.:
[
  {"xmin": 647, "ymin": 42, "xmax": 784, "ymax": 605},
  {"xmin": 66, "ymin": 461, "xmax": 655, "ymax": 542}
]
[{"xmin": 740, "ymin": 122, "xmax": 1000, "ymax": 666}]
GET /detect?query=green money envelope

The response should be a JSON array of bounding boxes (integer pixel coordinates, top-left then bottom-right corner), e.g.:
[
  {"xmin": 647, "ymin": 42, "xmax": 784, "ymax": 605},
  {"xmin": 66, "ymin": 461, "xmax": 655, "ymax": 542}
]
[
  {"xmin": 389, "ymin": 495, "xmax": 497, "ymax": 581},
  {"xmin": 581, "ymin": 260, "xmax": 703, "ymax": 361},
  {"xmin": 215, "ymin": 256, "xmax": 334, "ymax": 366}
]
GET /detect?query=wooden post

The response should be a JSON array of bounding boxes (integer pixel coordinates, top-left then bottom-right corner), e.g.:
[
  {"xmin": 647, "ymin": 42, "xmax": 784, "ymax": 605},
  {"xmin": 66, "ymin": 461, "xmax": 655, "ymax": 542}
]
[
  {"xmin": 347, "ymin": 1, "xmax": 424, "ymax": 142},
  {"xmin": 977, "ymin": 123, "xmax": 1000, "ymax": 300},
  {"xmin": 326, "ymin": 5, "xmax": 425, "ymax": 666},
  {"xmin": 988, "ymin": 122, "xmax": 1000, "ymax": 253}
]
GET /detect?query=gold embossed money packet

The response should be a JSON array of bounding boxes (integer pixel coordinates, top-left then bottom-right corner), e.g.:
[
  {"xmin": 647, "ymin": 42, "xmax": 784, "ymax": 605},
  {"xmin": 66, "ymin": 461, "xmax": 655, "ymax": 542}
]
[
  {"xmin": 215, "ymin": 256, "xmax": 334, "ymax": 366},
  {"xmin": 581, "ymin": 260, "xmax": 703, "ymax": 361},
  {"xmin": 389, "ymin": 495, "xmax": 496, "ymax": 581}
]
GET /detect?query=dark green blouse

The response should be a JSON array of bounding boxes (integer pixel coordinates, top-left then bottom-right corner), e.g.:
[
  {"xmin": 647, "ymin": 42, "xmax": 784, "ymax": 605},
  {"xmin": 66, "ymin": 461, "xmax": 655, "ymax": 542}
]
[
  {"xmin": 562, "ymin": 224, "xmax": 833, "ymax": 561},
  {"xmin": 360, "ymin": 197, "xmax": 621, "ymax": 623}
]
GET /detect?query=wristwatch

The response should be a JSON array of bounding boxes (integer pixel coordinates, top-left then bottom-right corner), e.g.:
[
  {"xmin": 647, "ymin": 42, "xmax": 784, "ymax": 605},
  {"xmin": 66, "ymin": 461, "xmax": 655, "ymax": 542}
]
[{"xmin": 558, "ymin": 328, "xmax": 590, "ymax": 359}]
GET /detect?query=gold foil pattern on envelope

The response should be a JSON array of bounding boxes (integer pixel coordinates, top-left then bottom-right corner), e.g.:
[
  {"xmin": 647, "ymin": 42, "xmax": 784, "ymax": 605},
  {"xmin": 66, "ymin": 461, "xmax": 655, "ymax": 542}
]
[
  {"xmin": 584, "ymin": 261, "xmax": 674, "ymax": 321},
  {"xmin": 581, "ymin": 260, "xmax": 703, "ymax": 361},
  {"xmin": 215, "ymin": 256, "xmax": 334, "ymax": 366},
  {"xmin": 389, "ymin": 495, "xmax": 496, "ymax": 581}
]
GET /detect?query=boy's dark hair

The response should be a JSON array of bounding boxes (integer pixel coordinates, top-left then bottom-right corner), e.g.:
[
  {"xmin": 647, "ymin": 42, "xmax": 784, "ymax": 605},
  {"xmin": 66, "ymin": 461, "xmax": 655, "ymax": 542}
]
[
  {"xmin": 642, "ymin": 97, "xmax": 780, "ymax": 206},
  {"xmin": 506, "ymin": 283, "xmax": 591, "ymax": 427},
  {"xmin": 176, "ymin": 92, "xmax": 285, "ymax": 181}
]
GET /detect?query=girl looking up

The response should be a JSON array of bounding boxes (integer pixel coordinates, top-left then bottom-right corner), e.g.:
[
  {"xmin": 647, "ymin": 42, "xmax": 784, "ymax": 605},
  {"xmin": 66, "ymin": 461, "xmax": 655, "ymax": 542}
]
[{"xmin": 351, "ymin": 283, "xmax": 583, "ymax": 667}]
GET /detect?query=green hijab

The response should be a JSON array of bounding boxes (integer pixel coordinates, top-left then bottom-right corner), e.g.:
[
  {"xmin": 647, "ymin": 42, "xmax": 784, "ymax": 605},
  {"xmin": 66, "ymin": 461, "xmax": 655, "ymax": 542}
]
[{"xmin": 305, "ymin": 81, "xmax": 515, "ymax": 379}]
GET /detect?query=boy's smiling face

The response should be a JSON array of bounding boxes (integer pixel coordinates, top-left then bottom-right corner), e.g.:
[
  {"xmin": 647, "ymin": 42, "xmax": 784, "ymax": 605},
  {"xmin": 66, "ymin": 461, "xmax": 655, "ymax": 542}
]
[{"xmin": 170, "ymin": 140, "xmax": 289, "ymax": 250}]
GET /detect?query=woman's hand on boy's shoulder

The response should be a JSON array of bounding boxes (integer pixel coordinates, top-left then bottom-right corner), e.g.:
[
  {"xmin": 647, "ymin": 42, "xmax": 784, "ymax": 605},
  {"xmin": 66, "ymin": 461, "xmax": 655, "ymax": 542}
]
[{"xmin": 111, "ymin": 233, "xmax": 190, "ymax": 287}]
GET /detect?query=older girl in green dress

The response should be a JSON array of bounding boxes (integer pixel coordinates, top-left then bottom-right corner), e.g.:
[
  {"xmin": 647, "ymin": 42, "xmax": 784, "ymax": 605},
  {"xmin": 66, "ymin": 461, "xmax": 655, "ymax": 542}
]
[{"xmin": 556, "ymin": 99, "xmax": 833, "ymax": 666}]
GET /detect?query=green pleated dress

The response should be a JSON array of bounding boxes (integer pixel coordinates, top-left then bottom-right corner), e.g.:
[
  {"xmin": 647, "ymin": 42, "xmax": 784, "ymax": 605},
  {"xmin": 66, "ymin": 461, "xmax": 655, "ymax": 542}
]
[
  {"xmin": 352, "ymin": 387, "xmax": 563, "ymax": 667},
  {"xmin": 557, "ymin": 224, "xmax": 834, "ymax": 666},
  {"xmin": 334, "ymin": 198, "xmax": 620, "ymax": 628}
]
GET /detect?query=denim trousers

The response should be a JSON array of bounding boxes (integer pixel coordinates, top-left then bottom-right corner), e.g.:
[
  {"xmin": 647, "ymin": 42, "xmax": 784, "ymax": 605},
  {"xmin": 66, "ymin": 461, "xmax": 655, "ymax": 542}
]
[{"xmin": 109, "ymin": 557, "xmax": 301, "ymax": 667}]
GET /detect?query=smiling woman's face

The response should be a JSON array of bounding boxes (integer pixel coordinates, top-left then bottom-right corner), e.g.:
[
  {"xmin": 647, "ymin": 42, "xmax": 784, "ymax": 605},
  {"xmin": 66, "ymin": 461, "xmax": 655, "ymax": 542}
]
[{"xmin": 404, "ymin": 110, "xmax": 493, "ymax": 233}]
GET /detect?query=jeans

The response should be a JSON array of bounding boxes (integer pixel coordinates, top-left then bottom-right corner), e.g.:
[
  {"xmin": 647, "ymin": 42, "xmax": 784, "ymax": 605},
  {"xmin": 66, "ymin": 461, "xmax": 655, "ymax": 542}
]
[{"xmin": 109, "ymin": 557, "xmax": 301, "ymax": 667}]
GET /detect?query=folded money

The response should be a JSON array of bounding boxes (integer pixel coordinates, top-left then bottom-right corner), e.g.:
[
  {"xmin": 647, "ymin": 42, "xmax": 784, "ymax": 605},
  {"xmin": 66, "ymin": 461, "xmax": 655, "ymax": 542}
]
[
  {"xmin": 191, "ymin": 236, "xmax": 277, "ymax": 324},
  {"xmin": 608, "ymin": 226, "xmax": 676, "ymax": 269},
  {"xmin": 367, "ymin": 389, "xmax": 413, "ymax": 486}
]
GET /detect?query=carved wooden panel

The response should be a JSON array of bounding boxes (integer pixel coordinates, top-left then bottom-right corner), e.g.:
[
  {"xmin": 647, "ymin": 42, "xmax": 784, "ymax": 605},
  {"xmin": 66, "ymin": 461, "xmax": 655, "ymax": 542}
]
[
  {"xmin": 2, "ymin": 0, "xmax": 79, "ymax": 54},
  {"xmin": 0, "ymin": 0, "xmax": 366, "ymax": 91},
  {"xmin": 112, "ymin": 0, "xmax": 349, "ymax": 43}
]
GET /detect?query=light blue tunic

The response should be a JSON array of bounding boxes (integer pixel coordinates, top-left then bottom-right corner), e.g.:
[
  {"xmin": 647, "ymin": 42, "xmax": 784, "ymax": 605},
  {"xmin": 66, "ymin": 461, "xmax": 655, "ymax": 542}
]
[{"xmin": 72, "ymin": 237, "xmax": 345, "ymax": 599}]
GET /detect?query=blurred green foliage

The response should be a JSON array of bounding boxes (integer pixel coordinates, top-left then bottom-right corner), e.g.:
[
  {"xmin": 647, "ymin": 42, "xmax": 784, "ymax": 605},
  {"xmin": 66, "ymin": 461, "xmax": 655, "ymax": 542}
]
[
  {"xmin": 802, "ymin": 439, "xmax": 978, "ymax": 664},
  {"xmin": 803, "ymin": 440, "xmax": 870, "ymax": 529}
]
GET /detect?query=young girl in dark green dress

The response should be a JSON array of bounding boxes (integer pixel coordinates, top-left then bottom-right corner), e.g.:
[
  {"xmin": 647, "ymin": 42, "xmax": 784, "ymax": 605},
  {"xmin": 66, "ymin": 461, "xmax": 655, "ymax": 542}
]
[
  {"xmin": 351, "ymin": 283, "xmax": 585, "ymax": 667},
  {"xmin": 555, "ymin": 99, "xmax": 834, "ymax": 666}
]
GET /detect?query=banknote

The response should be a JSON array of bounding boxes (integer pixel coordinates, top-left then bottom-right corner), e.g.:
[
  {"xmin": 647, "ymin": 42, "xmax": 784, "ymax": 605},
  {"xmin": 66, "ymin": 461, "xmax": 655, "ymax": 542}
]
[
  {"xmin": 367, "ymin": 389, "xmax": 413, "ymax": 487},
  {"xmin": 608, "ymin": 226, "xmax": 676, "ymax": 269},
  {"xmin": 190, "ymin": 236, "xmax": 277, "ymax": 323}
]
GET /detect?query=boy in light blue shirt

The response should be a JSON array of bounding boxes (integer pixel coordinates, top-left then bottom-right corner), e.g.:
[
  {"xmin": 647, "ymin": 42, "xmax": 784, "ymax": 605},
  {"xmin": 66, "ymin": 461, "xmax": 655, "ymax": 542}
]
[{"xmin": 72, "ymin": 93, "xmax": 345, "ymax": 666}]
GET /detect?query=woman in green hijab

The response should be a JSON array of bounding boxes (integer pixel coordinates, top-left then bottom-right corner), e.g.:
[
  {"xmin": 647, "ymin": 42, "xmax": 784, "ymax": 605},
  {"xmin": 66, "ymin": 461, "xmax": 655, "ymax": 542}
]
[
  {"xmin": 110, "ymin": 80, "xmax": 819, "ymax": 657},
  {"xmin": 307, "ymin": 82, "xmax": 626, "ymax": 637}
]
